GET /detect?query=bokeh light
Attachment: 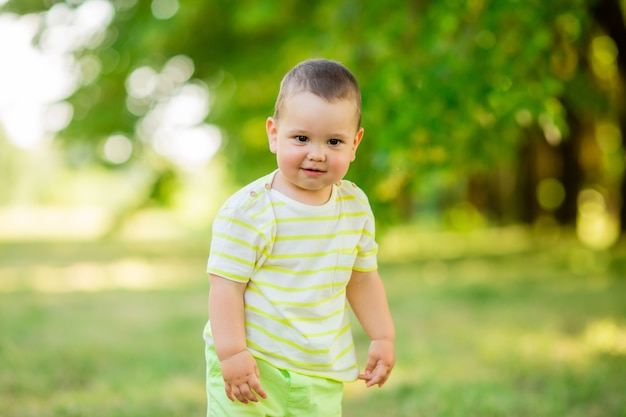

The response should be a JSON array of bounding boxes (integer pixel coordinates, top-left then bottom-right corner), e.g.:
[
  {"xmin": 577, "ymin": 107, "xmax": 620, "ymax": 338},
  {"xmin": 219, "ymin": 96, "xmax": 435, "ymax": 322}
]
[
  {"xmin": 576, "ymin": 188, "xmax": 620, "ymax": 250},
  {"xmin": 103, "ymin": 134, "xmax": 133, "ymax": 164},
  {"xmin": 590, "ymin": 35, "xmax": 618, "ymax": 82},
  {"xmin": 537, "ymin": 178, "xmax": 566, "ymax": 211},
  {"xmin": 0, "ymin": 0, "xmax": 113, "ymax": 148},
  {"xmin": 151, "ymin": 0, "xmax": 179, "ymax": 20}
]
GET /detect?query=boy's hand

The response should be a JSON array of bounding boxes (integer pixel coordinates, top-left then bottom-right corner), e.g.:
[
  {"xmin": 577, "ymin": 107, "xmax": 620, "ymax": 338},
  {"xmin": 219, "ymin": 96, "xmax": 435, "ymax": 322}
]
[
  {"xmin": 358, "ymin": 339, "xmax": 395, "ymax": 387},
  {"xmin": 220, "ymin": 350, "xmax": 267, "ymax": 403}
]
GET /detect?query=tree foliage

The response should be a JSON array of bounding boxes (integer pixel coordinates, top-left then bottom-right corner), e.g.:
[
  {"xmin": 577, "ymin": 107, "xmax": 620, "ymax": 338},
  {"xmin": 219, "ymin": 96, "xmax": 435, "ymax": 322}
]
[{"xmin": 2, "ymin": 0, "xmax": 624, "ymax": 229}]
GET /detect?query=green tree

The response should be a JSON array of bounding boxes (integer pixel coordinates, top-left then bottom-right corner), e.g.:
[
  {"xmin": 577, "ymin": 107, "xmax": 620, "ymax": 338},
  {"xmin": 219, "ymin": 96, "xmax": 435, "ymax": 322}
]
[{"xmin": 2, "ymin": 0, "xmax": 624, "ymax": 234}]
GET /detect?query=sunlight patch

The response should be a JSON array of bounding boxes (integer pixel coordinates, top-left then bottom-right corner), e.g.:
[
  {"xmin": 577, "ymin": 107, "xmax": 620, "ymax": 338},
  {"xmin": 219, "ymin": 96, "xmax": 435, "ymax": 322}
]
[{"xmin": 584, "ymin": 319, "xmax": 626, "ymax": 355}]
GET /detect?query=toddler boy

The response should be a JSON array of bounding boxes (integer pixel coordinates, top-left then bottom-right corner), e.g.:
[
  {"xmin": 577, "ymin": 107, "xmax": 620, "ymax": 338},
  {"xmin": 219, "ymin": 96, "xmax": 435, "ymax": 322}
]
[{"xmin": 204, "ymin": 58, "xmax": 395, "ymax": 416}]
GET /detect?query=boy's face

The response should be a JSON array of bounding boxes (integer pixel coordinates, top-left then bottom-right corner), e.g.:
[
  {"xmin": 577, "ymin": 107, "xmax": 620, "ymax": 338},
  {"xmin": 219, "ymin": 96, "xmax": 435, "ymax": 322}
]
[{"xmin": 266, "ymin": 91, "xmax": 363, "ymax": 205}]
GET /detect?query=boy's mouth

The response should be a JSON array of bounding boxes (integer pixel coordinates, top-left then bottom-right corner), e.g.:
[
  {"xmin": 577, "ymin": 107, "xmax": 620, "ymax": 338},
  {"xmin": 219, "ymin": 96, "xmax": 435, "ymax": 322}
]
[{"xmin": 302, "ymin": 167, "xmax": 325, "ymax": 176}]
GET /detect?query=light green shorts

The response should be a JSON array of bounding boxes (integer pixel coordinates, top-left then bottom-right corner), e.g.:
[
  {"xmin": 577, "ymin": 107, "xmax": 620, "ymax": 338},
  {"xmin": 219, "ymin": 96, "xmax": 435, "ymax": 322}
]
[{"xmin": 205, "ymin": 345, "xmax": 343, "ymax": 417}]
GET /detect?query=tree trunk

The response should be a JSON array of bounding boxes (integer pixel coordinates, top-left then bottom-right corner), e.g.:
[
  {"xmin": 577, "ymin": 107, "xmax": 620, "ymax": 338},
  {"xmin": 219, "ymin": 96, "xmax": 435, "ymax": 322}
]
[{"xmin": 556, "ymin": 104, "xmax": 583, "ymax": 226}]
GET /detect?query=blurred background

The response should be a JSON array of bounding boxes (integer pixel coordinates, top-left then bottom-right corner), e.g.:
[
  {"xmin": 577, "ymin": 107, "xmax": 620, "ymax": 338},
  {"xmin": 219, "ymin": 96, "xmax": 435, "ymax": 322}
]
[{"xmin": 1, "ymin": 1, "xmax": 625, "ymax": 416}]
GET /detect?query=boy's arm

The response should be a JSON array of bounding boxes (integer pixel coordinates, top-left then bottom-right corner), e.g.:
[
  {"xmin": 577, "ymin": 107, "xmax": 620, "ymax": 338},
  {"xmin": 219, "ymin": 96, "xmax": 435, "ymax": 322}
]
[
  {"xmin": 346, "ymin": 269, "xmax": 396, "ymax": 387},
  {"xmin": 208, "ymin": 274, "xmax": 267, "ymax": 403}
]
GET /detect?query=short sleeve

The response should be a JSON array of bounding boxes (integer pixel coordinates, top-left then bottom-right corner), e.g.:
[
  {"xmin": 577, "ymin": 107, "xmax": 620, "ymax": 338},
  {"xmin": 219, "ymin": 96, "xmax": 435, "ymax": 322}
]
[
  {"xmin": 353, "ymin": 200, "xmax": 378, "ymax": 272},
  {"xmin": 207, "ymin": 207, "xmax": 268, "ymax": 283}
]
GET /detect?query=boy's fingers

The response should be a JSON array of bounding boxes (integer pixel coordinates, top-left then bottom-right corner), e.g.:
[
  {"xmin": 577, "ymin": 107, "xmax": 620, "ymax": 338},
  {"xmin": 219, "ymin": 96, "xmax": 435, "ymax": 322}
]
[
  {"xmin": 239, "ymin": 384, "xmax": 259, "ymax": 403},
  {"xmin": 364, "ymin": 358, "xmax": 377, "ymax": 374},
  {"xmin": 248, "ymin": 376, "xmax": 268, "ymax": 399},
  {"xmin": 366, "ymin": 372, "xmax": 383, "ymax": 387},
  {"xmin": 224, "ymin": 385, "xmax": 236, "ymax": 402},
  {"xmin": 360, "ymin": 364, "xmax": 390, "ymax": 387}
]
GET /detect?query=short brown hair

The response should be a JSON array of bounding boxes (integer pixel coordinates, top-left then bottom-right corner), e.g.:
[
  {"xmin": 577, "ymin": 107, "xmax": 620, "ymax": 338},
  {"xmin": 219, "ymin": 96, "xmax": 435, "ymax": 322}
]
[{"xmin": 273, "ymin": 59, "xmax": 362, "ymax": 127}]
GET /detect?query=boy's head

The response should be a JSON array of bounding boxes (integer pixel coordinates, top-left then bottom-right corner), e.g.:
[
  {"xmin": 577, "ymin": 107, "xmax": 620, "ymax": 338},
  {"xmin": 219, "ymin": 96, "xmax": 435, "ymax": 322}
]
[
  {"xmin": 266, "ymin": 58, "xmax": 364, "ymax": 205},
  {"xmin": 273, "ymin": 59, "xmax": 362, "ymax": 128}
]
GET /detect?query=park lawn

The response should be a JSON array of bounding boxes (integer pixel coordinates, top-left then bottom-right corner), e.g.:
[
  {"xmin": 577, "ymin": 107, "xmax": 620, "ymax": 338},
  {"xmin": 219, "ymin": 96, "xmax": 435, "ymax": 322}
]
[{"xmin": 0, "ymin": 236, "xmax": 625, "ymax": 417}]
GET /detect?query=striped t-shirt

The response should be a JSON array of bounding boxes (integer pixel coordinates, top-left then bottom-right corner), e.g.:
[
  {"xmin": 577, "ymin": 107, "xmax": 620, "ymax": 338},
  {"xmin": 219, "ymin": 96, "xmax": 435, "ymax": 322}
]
[{"xmin": 203, "ymin": 170, "xmax": 378, "ymax": 382}]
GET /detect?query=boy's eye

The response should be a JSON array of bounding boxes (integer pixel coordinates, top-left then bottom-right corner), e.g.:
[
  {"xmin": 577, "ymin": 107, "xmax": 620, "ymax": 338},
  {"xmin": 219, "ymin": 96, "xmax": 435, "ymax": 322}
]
[
  {"xmin": 328, "ymin": 139, "xmax": 342, "ymax": 146},
  {"xmin": 295, "ymin": 135, "xmax": 308, "ymax": 142}
]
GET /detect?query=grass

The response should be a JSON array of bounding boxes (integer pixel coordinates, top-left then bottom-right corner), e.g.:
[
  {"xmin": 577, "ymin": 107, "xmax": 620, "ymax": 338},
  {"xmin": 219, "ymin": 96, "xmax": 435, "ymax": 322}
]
[{"xmin": 1, "ymin": 231, "xmax": 625, "ymax": 417}]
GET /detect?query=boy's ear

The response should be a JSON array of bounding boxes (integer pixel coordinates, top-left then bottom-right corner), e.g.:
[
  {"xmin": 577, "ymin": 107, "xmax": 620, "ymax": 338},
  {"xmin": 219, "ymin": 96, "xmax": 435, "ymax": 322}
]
[
  {"xmin": 267, "ymin": 117, "xmax": 278, "ymax": 154},
  {"xmin": 351, "ymin": 127, "xmax": 364, "ymax": 161}
]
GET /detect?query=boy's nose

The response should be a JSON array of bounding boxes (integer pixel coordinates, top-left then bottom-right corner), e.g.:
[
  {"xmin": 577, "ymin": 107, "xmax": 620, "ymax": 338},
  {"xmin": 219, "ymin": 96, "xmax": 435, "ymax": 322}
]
[{"xmin": 307, "ymin": 145, "xmax": 326, "ymax": 161}]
